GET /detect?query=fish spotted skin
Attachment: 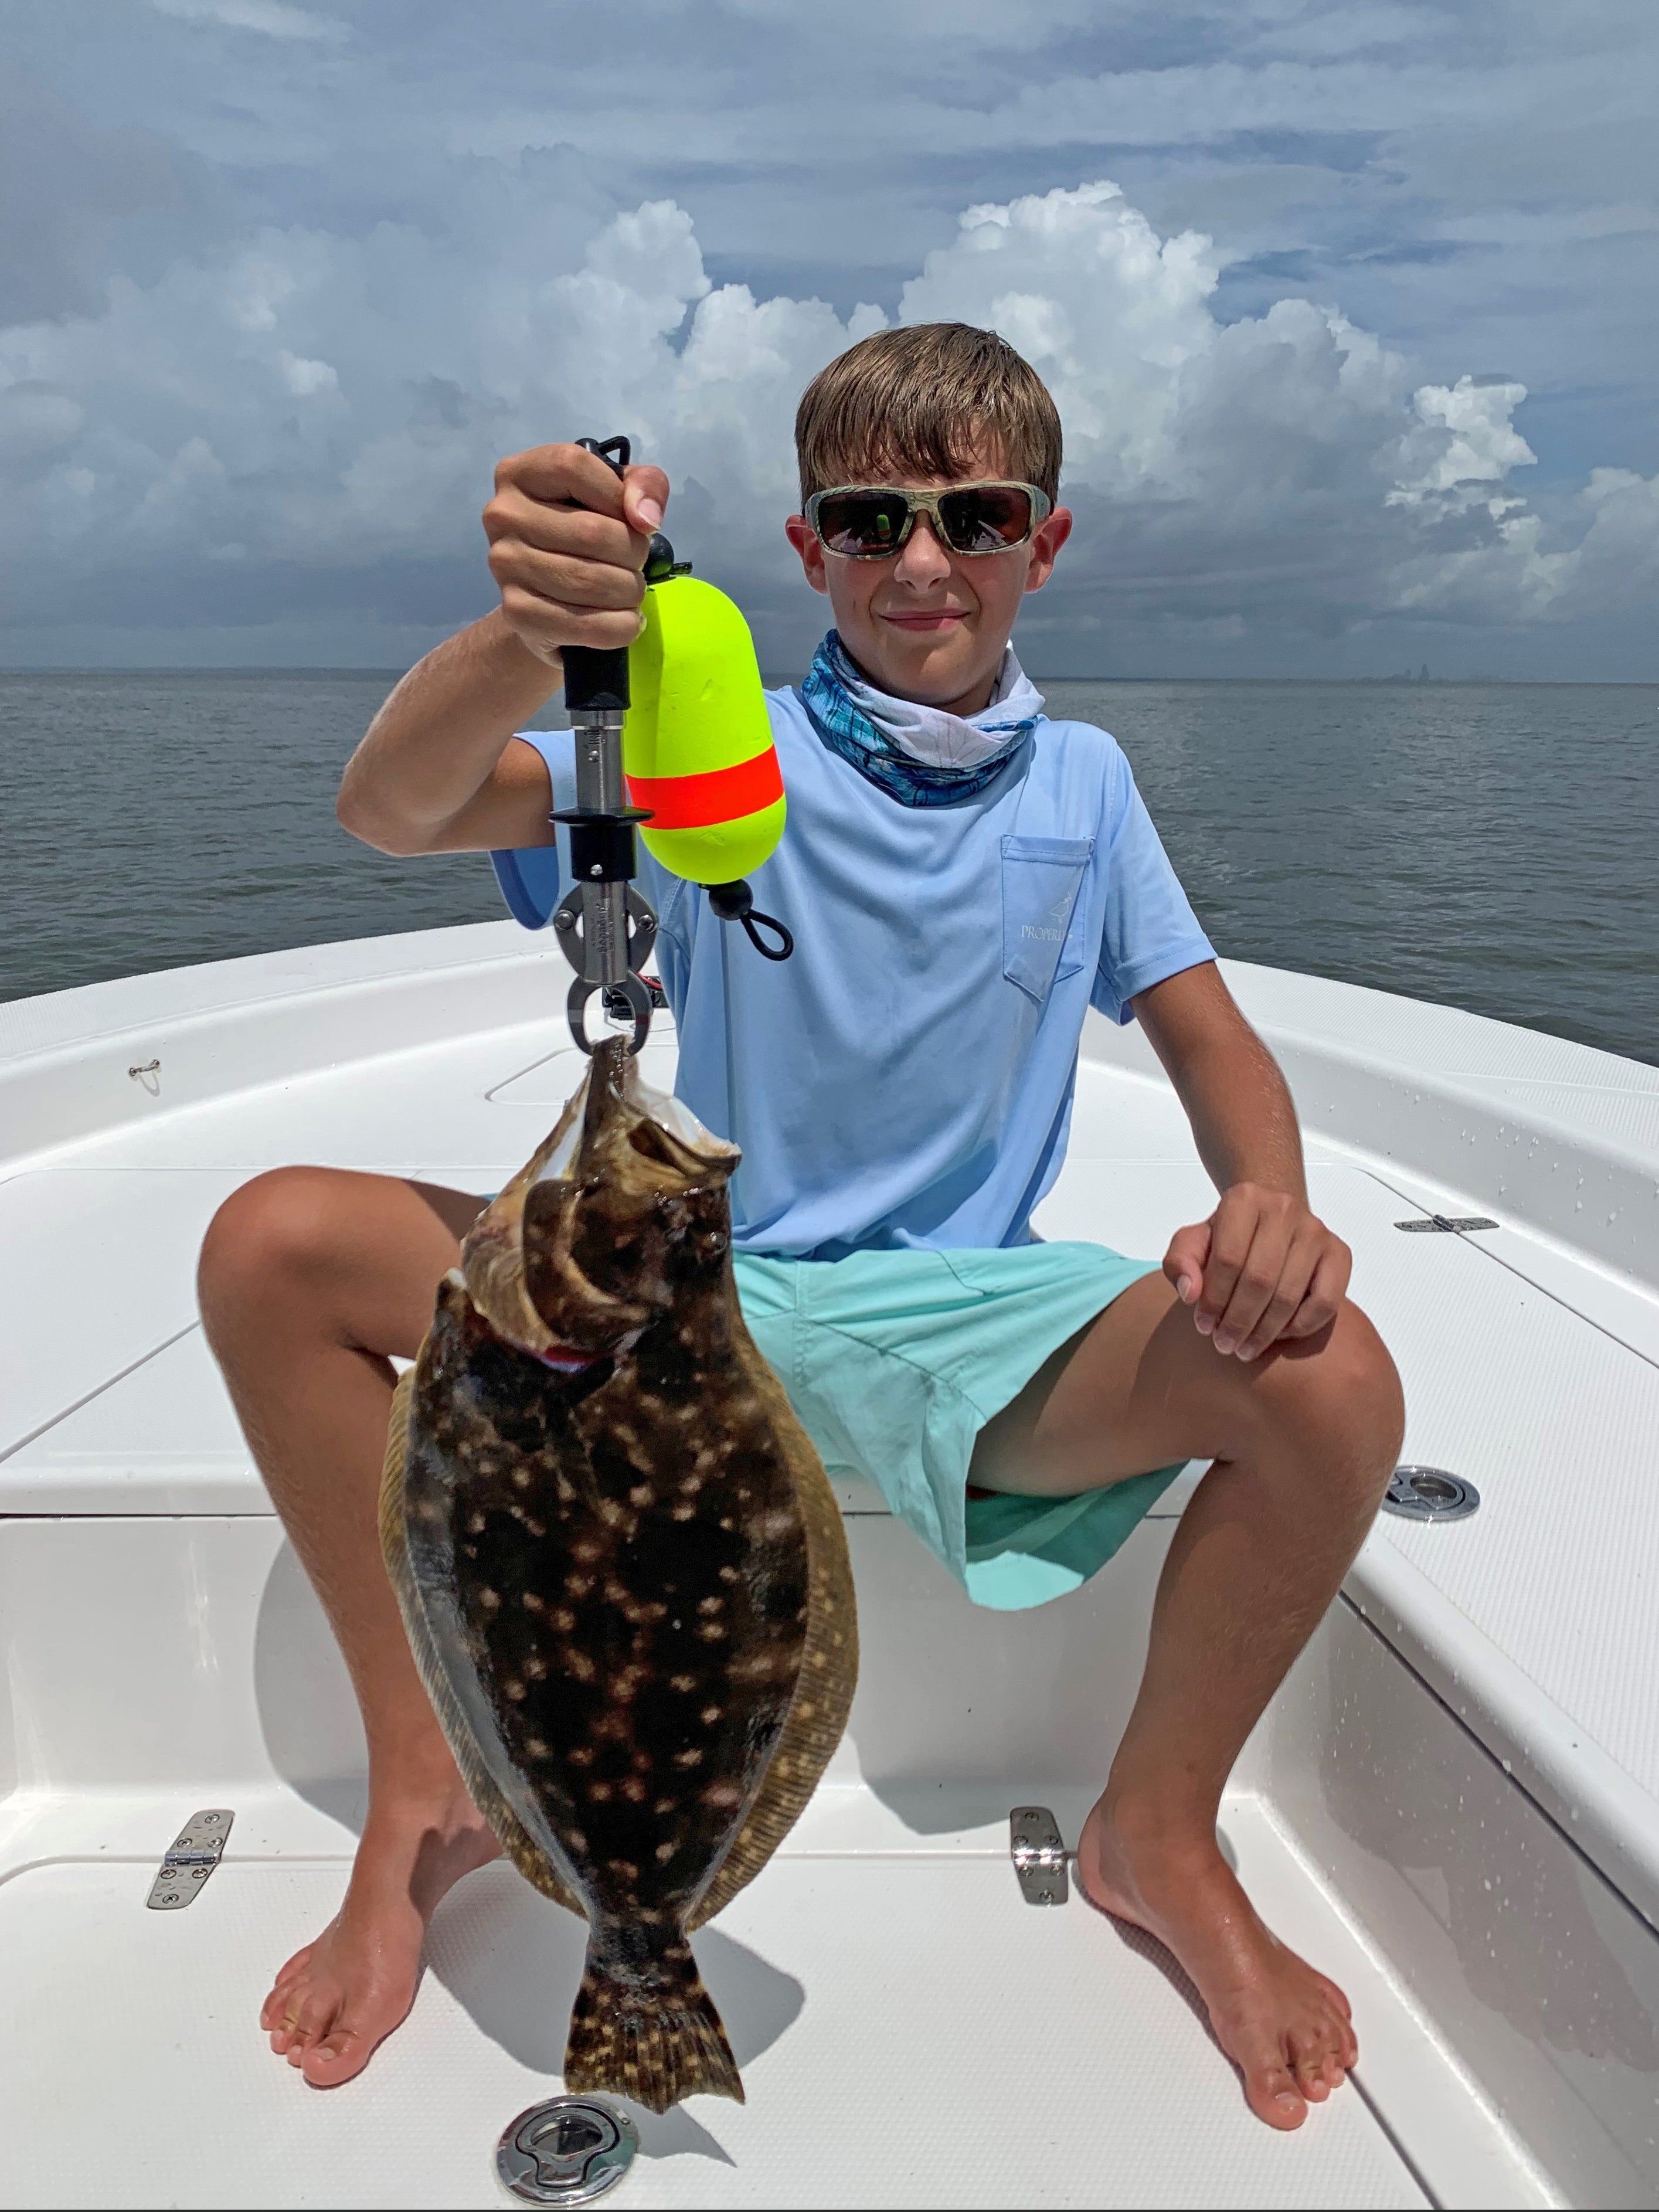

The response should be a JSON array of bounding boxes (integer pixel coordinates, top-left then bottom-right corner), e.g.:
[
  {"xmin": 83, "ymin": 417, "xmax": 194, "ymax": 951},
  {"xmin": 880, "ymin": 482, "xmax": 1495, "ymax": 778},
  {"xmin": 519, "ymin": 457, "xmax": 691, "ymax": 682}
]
[{"xmin": 382, "ymin": 1041, "xmax": 856, "ymax": 2111}]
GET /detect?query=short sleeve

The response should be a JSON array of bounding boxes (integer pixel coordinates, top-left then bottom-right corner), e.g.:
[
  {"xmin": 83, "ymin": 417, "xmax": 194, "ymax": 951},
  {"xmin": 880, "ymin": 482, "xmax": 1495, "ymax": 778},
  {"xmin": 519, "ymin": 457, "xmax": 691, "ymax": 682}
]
[
  {"xmin": 1090, "ymin": 752, "xmax": 1215, "ymax": 1024},
  {"xmin": 491, "ymin": 729, "xmax": 576, "ymax": 929}
]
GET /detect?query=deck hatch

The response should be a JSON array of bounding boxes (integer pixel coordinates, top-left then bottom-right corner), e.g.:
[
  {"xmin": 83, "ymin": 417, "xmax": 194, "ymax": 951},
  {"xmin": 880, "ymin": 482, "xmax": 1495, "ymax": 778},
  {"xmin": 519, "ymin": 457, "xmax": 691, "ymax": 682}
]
[
  {"xmin": 496, "ymin": 2097, "xmax": 638, "ymax": 2204},
  {"xmin": 1383, "ymin": 1465, "xmax": 1481, "ymax": 1522},
  {"xmin": 145, "ymin": 1808, "xmax": 233, "ymax": 1909}
]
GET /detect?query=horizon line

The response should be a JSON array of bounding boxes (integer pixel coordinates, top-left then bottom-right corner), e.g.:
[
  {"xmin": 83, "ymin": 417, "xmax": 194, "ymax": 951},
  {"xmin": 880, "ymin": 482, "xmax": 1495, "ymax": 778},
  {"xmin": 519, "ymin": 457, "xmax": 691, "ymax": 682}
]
[{"xmin": 3, "ymin": 667, "xmax": 1656, "ymax": 688}]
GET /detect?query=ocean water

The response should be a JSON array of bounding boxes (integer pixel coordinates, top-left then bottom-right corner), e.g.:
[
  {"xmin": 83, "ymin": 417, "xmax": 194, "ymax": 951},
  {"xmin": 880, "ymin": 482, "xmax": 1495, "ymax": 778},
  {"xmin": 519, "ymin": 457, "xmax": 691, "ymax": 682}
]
[{"xmin": 1, "ymin": 671, "xmax": 1654, "ymax": 1067}]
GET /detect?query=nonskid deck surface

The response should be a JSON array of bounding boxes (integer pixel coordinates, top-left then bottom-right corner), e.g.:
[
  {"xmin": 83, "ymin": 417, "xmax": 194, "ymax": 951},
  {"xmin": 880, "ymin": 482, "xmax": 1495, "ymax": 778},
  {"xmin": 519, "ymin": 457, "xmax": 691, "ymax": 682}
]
[{"xmin": 1, "ymin": 1835, "xmax": 1430, "ymax": 2211}]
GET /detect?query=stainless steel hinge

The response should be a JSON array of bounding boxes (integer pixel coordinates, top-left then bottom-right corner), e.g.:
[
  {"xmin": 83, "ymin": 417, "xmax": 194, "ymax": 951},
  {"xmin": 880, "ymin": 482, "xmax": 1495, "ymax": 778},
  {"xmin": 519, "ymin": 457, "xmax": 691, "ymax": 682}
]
[
  {"xmin": 1395, "ymin": 1214, "xmax": 1498, "ymax": 1233},
  {"xmin": 1010, "ymin": 1805, "xmax": 1070, "ymax": 1905},
  {"xmin": 147, "ymin": 1808, "xmax": 234, "ymax": 1909}
]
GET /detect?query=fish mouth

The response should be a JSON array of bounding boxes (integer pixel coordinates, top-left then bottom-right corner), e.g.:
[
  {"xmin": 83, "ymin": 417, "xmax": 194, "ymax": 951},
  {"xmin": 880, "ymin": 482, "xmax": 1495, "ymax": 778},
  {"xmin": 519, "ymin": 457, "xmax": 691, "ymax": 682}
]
[{"xmin": 461, "ymin": 1039, "xmax": 740, "ymax": 1361}]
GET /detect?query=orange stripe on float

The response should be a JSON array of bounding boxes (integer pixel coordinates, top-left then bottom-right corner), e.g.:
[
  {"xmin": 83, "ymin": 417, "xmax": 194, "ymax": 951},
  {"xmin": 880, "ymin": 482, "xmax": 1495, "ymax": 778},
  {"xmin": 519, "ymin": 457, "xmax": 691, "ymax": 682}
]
[{"xmin": 627, "ymin": 749, "xmax": 783, "ymax": 832}]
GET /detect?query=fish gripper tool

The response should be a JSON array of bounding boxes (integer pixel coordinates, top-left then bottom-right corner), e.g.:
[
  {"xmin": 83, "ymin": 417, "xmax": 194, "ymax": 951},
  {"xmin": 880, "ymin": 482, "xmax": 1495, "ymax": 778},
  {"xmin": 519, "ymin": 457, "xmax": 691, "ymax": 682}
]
[
  {"xmin": 554, "ymin": 431, "xmax": 795, "ymax": 1053},
  {"xmin": 552, "ymin": 434, "xmax": 664, "ymax": 1056}
]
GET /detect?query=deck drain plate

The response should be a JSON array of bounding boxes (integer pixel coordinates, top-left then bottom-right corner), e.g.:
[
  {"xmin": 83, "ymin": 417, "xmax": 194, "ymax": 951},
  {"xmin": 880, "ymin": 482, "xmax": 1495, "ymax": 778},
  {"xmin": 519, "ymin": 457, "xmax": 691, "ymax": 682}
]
[
  {"xmin": 497, "ymin": 2097, "xmax": 638, "ymax": 2205},
  {"xmin": 1383, "ymin": 1465, "xmax": 1480, "ymax": 1522}
]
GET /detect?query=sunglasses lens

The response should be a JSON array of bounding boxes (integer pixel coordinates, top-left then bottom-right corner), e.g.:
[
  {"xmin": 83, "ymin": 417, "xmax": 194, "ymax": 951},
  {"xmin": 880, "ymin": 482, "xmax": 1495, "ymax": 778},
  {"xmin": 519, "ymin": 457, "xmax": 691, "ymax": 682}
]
[
  {"xmin": 938, "ymin": 485, "xmax": 1034, "ymax": 552},
  {"xmin": 814, "ymin": 491, "xmax": 910, "ymax": 556}
]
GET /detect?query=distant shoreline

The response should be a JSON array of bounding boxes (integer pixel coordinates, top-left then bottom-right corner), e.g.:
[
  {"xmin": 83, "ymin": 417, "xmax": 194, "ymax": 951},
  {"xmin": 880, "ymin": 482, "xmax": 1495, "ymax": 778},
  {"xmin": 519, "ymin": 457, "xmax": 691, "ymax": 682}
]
[{"xmin": 2, "ymin": 668, "xmax": 1655, "ymax": 689}]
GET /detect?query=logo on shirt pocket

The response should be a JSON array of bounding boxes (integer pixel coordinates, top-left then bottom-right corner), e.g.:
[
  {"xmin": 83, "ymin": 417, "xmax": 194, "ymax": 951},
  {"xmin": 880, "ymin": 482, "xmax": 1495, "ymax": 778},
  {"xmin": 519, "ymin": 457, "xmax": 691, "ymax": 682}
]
[{"xmin": 1001, "ymin": 834, "xmax": 1093, "ymax": 1003}]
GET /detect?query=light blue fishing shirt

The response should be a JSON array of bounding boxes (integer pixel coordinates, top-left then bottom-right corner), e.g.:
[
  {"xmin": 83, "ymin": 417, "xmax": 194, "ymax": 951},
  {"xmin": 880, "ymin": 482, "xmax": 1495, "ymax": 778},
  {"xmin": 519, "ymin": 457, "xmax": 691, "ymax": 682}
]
[{"xmin": 494, "ymin": 687, "xmax": 1213, "ymax": 1260}]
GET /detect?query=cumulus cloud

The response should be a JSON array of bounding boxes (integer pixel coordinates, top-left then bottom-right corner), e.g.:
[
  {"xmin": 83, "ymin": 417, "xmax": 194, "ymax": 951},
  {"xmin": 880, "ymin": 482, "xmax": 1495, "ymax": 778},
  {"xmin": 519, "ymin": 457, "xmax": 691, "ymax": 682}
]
[
  {"xmin": 1390, "ymin": 376, "xmax": 1536, "ymax": 514},
  {"xmin": 0, "ymin": 168, "xmax": 1653, "ymax": 669}
]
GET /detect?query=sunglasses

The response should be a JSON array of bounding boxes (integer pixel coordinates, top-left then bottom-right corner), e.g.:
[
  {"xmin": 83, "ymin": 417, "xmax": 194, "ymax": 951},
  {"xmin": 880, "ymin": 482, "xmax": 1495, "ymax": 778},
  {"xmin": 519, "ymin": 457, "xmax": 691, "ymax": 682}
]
[{"xmin": 804, "ymin": 479, "xmax": 1053, "ymax": 560}]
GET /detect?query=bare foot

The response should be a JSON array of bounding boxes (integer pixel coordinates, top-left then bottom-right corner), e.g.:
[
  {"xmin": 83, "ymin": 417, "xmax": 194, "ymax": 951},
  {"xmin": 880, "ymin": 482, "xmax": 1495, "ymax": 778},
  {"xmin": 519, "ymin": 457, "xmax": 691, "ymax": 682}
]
[
  {"xmin": 260, "ymin": 1791, "xmax": 502, "ymax": 2087},
  {"xmin": 1077, "ymin": 1796, "xmax": 1357, "ymax": 2129}
]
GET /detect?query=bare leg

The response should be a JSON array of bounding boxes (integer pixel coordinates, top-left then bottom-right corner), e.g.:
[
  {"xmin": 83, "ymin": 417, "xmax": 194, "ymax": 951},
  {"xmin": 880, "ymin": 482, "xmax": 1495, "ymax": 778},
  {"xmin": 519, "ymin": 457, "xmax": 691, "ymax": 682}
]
[
  {"xmin": 972, "ymin": 1275, "xmax": 1403, "ymax": 2128},
  {"xmin": 199, "ymin": 1167, "xmax": 497, "ymax": 2087}
]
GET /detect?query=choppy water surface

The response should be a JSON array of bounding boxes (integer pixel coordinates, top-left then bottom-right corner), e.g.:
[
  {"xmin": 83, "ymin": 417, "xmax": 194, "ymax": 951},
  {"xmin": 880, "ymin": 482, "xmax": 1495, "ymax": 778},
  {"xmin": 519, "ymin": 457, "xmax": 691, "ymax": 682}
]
[{"xmin": 2, "ymin": 671, "xmax": 1654, "ymax": 1066}]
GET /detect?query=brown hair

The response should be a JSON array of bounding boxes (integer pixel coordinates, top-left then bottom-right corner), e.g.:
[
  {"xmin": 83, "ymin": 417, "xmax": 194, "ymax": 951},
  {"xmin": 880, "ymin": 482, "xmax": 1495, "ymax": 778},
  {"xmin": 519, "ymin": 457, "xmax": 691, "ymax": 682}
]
[{"xmin": 794, "ymin": 322, "xmax": 1062, "ymax": 507}]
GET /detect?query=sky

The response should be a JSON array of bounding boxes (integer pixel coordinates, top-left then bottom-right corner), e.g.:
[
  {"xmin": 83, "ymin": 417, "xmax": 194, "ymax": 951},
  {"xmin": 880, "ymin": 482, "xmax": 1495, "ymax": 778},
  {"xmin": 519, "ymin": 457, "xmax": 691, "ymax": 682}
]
[{"xmin": 2, "ymin": 0, "xmax": 1657, "ymax": 677}]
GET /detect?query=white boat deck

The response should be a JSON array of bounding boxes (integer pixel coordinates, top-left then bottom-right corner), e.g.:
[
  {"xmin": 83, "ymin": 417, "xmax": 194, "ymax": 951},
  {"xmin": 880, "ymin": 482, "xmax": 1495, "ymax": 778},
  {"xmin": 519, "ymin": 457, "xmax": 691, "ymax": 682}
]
[{"xmin": 2, "ymin": 922, "xmax": 1657, "ymax": 2208}]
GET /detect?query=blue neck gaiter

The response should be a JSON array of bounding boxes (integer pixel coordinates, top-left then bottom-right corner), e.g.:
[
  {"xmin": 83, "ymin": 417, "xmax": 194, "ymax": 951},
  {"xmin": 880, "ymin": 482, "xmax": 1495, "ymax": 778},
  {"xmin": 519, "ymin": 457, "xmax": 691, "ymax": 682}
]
[{"xmin": 798, "ymin": 630, "xmax": 1044, "ymax": 808}]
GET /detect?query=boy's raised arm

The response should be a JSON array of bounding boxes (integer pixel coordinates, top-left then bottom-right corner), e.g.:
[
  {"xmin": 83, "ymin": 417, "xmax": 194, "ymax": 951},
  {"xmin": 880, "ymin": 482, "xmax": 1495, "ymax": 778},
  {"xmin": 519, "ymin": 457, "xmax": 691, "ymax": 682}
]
[{"xmin": 335, "ymin": 443, "xmax": 668, "ymax": 857}]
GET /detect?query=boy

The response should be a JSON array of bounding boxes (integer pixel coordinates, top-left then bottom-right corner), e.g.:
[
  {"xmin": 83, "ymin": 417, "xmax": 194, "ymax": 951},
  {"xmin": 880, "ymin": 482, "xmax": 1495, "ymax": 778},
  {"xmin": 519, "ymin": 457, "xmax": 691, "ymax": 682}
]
[{"xmin": 199, "ymin": 322, "xmax": 1402, "ymax": 2130}]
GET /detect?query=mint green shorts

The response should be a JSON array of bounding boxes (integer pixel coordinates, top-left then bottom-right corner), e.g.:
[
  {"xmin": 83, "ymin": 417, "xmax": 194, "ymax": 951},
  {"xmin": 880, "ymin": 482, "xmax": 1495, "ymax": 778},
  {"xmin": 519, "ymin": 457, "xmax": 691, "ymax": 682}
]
[{"xmin": 735, "ymin": 1243, "xmax": 1185, "ymax": 1612}]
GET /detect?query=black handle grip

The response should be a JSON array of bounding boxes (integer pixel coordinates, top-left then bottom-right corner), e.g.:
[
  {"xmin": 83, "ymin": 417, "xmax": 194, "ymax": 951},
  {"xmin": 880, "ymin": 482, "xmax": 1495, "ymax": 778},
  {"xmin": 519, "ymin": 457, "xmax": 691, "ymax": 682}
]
[
  {"xmin": 562, "ymin": 645, "xmax": 631, "ymax": 712},
  {"xmin": 563, "ymin": 437, "xmax": 634, "ymax": 712}
]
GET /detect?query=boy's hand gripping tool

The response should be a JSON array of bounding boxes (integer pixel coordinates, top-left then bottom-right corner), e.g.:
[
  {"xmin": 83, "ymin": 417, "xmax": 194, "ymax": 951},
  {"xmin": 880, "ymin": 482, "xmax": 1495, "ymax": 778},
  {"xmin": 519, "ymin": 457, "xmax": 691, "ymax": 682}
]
[{"xmin": 552, "ymin": 436, "xmax": 662, "ymax": 1057}]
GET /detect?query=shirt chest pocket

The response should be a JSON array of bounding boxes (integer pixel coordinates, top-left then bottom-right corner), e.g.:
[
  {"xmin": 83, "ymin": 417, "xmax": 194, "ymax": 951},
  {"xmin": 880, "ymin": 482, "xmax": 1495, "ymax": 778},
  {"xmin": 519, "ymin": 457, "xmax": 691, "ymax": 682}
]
[{"xmin": 1001, "ymin": 834, "xmax": 1094, "ymax": 1003}]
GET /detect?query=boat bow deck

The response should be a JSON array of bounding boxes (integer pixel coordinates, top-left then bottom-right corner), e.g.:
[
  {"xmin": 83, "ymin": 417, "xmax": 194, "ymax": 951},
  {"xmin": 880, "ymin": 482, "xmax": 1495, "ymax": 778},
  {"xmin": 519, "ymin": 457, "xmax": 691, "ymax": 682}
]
[{"xmin": 2, "ymin": 923, "xmax": 1655, "ymax": 2208}]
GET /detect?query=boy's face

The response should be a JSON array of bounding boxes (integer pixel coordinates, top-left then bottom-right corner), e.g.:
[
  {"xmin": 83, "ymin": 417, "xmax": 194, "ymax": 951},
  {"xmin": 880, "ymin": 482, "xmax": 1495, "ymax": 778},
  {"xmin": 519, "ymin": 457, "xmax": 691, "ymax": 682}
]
[{"xmin": 784, "ymin": 435, "xmax": 1072, "ymax": 716}]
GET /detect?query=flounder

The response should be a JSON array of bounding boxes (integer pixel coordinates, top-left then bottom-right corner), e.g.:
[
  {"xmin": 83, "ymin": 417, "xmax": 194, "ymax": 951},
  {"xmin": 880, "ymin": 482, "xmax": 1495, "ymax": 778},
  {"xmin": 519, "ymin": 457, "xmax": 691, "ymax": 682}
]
[{"xmin": 380, "ymin": 1038, "xmax": 858, "ymax": 2111}]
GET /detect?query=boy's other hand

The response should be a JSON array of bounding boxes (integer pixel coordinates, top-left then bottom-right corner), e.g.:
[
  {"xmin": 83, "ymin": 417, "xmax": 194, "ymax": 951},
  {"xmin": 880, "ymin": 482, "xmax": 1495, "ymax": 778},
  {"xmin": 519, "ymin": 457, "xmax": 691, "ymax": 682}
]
[
  {"xmin": 484, "ymin": 443, "xmax": 669, "ymax": 670},
  {"xmin": 1163, "ymin": 1185, "xmax": 1351, "ymax": 1361}
]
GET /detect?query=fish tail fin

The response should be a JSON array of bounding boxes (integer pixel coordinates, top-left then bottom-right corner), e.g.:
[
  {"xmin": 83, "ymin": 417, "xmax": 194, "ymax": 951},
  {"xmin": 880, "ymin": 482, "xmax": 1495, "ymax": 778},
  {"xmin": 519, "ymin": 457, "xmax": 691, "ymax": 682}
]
[{"xmin": 564, "ymin": 1932, "xmax": 743, "ymax": 2113}]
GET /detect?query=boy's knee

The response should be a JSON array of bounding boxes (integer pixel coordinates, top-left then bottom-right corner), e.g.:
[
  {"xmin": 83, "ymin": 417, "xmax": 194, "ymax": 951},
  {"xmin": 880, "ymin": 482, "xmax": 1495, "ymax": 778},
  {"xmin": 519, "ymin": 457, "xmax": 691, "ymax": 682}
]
[
  {"xmin": 1262, "ymin": 1300, "xmax": 1404, "ymax": 1491},
  {"xmin": 198, "ymin": 1166, "xmax": 350, "ymax": 1320}
]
